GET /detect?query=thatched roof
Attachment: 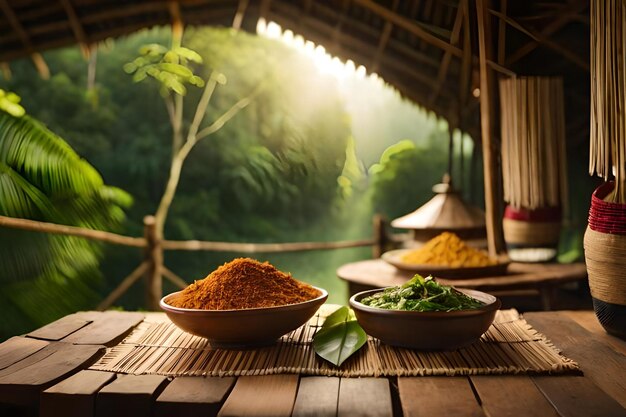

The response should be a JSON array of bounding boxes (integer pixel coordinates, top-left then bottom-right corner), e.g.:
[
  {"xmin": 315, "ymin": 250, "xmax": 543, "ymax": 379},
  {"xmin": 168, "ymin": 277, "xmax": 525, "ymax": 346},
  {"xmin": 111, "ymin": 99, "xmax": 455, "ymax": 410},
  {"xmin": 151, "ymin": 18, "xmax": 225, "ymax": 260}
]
[{"xmin": 0, "ymin": 0, "xmax": 590, "ymax": 142}]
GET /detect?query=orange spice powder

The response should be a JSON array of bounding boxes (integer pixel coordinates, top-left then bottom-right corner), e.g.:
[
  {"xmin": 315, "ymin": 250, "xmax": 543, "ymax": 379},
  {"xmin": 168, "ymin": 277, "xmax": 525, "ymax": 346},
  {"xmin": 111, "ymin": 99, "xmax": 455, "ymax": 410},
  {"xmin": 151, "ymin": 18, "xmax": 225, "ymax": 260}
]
[{"xmin": 168, "ymin": 258, "xmax": 321, "ymax": 310}]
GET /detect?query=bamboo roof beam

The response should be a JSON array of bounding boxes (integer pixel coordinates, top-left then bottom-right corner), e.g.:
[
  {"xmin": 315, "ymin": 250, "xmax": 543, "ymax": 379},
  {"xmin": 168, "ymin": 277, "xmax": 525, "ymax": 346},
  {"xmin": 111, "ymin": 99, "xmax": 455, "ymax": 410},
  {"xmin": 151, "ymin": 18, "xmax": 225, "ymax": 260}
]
[
  {"xmin": 497, "ymin": 0, "xmax": 507, "ymax": 65},
  {"xmin": 296, "ymin": 0, "xmax": 311, "ymax": 27},
  {"xmin": 331, "ymin": 0, "xmax": 351, "ymax": 49},
  {"xmin": 59, "ymin": 0, "xmax": 90, "ymax": 57},
  {"xmin": 268, "ymin": 6, "xmax": 445, "ymax": 95},
  {"xmin": 168, "ymin": 1, "xmax": 183, "ymax": 42},
  {"xmin": 428, "ymin": 0, "xmax": 465, "ymax": 105},
  {"xmin": 458, "ymin": 0, "xmax": 471, "ymax": 110},
  {"xmin": 0, "ymin": 0, "xmax": 49, "ymax": 79},
  {"xmin": 309, "ymin": 1, "xmax": 440, "ymax": 68},
  {"xmin": 505, "ymin": 0, "xmax": 588, "ymax": 66},
  {"xmin": 232, "ymin": 0, "xmax": 249, "ymax": 29},
  {"xmin": 353, "ymin": 0, "xmax": 513, "ymax": 77},
  {"xmin": 260, "ymin": 0, "xmax": 272, "ymax": 19},
  {"xmin": 353, "ymin": 0, "xmax": 463, "ymax": 58},
  {"xmin": 371, "ymin": 0, "xmax": 399, "ymax": 72},
  {"xmin": 492, "ymin": 10, "xmax": 589, "ymax": 72}
]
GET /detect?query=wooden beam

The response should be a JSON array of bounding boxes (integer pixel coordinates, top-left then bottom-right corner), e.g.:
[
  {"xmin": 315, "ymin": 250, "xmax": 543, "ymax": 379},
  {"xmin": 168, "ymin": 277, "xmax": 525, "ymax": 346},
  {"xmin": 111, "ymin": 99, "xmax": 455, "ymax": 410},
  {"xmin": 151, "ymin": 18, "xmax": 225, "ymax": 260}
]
[
  {"xmin": 232, "ymin": 0, "xmax": 249, "ymax": 29},
  {"xmin": 353, "ymin": 0, "xmax": 514, "ymax": 77},
  {"xmin": 59, "ymin": 0, "xmax": 90, "ymax": 57},
  {"xmin": 491, "ymin": 9, "xmax": 589, "ymax": 71},
  {"xmin": 371, "ymin": 0, "xmax": 399, "ymax": 72},
  {"xmin": 267, "ymin": 7, "xmax": 448, "ymax": 95},
  {"xmin": 458, "ymin": 0, "xmax": 471, "ymax": 109},
  {"xmin": 475, "ymin": 0, "xmax": 505, "ymax": 256},
  {"xmin": 497, "ymin": 0, "xmax": 506, "ymax": 65},
  {"xmin": 352, "ymin": 0, "xmax": 463, "ymax": 58},
  {"xmin": 168, "ymin": 1, "xmax": 183, "ymax": 42},
  {"xmin": 505, "ymin": 0, "xmax": 587, "ymax": 66},
  {"xmin": 285, "ymin": 0, "xmax": 440, "ymax": 69},
  {"xmin": 0, "ymin": 0, "xmax": 49, "ymax": 78},
  {"xmin": 428, "ymin": 0, "xmax": 465, "ymax": 105}
]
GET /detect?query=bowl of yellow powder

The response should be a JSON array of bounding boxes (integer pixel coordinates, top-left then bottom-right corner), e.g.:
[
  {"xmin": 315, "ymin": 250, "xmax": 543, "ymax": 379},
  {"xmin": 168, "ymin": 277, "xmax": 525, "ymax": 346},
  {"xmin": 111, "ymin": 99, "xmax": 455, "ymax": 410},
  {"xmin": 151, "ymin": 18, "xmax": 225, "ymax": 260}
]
[{"xmin": 382, "ymin": 232, "xmax": 509, "ymax": 279}]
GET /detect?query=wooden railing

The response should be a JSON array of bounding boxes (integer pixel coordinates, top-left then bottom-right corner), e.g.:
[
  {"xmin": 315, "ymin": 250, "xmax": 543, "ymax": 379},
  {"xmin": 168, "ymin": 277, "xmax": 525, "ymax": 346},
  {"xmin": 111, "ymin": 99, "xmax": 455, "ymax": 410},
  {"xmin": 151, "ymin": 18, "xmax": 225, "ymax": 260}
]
[{"xmin": 0, "ymin": 214, "xmax": 392, "ymax": 310}]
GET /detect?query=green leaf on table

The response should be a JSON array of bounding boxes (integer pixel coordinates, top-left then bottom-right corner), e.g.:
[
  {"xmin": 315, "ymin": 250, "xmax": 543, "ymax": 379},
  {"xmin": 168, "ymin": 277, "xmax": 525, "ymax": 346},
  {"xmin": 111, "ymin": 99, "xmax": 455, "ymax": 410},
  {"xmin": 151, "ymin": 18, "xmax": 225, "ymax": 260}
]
[{"xmin": 313, "ymin": 306, "xmax": 367, "ymax": 367}]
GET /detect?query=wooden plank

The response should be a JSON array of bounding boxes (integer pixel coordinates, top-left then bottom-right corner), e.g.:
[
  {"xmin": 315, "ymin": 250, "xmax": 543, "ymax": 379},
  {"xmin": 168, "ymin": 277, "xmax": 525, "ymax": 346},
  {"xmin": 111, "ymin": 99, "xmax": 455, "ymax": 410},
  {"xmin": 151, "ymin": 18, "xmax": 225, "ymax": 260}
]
[
  {"xmin": 62, "ymin": 311, "xmax": 144, "ymax": 346},
  {"xmin": 292, "ymin": 376, "xmax": 340, "ymax": 417},
  {"xmin": 0, "ymin": 342, "xmax": 104, "ymax": 406},
  {"xmin": 40, "ymin": 370, "xmax": 116, "ymax": 417},
  {"xmin": 217, "ymin": 374, "xmax": 298, "ymax": 417},
  {"xmin": 95, "ymin": 374, "xmax": 168, "ymax": 417},
  {"xmin": 532, "ymin": 376, "xmax": 626, "ymax": 417},
  {"xmin": 154, "ymin": 376, "xmax": 235, "ymax": 417},
  {"xmin": 338, "ymin": 378, "xmax": 393, "ymax": 417},
  {"xmin": 398, "ymin": 377, "xmax": 484, "ymax": 417},
  {"xmin": 471, "ymin": 376, "xmax": 559, "ymax": 417},
  {"xmin": 525, "ymin": 311, "xmax": 626, "ymax": 408},
  {"xmin": 0, "ymin": 337, "xmax": 49, "ymax": 370},
  {"xmin": 26, "ymin": 314, "xmax": 91, "ymax": 341},
  {"xmin": 562, "ymin": 310, "xmax": 626, "ymax": 356}
]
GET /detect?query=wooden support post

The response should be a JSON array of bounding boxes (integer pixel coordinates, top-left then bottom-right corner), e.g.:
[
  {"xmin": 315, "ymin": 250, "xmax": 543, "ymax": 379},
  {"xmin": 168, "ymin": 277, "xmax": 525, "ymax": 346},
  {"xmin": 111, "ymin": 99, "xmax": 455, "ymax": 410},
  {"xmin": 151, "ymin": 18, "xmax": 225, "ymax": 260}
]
[
  {"xmin": 372, "ymin": 214, "xmax": 387, "ymax": 259},
  {"xmin": 475, "ymin": 0, "xmax": 505, "ymax": 257},
  {"xmin": 144, "ymin": 215, "xmax": 163, "ymax": 310},
  {"xmin": 448, "ymin": 123, "xmax": 455, "ymax": 183}
]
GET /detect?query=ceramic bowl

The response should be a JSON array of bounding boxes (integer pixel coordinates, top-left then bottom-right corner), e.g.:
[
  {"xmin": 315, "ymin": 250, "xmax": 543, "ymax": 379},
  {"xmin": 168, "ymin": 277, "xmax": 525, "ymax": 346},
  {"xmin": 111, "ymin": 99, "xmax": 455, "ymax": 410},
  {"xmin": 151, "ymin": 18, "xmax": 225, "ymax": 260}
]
[
  {"xmin": 349, "ymin": 288, "xmax": 500, "ymax": 350},
  {"xmin": 160, "ymin": 286, "xmax": 327, "ymax": 348}
]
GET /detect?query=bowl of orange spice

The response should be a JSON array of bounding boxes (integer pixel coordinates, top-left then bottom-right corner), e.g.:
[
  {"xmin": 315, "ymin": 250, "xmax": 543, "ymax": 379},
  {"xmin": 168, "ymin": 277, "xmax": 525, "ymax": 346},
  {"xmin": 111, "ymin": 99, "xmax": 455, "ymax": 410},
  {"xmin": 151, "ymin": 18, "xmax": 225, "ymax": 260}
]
[{"xmin": 160, "ymin": 258, "xmax": 327, "ymax": 347}]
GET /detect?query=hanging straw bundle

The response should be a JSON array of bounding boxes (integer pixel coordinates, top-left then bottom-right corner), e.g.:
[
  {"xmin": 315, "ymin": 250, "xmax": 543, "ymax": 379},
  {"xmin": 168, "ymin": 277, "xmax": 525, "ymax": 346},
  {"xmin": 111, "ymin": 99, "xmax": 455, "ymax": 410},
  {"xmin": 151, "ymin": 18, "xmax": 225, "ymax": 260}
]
[
  {"xmin": 590, "ymin": 0, "xmax": 626, "ymax": 203},
  {"xmin": 499, "ymin": 76, "xmax": 568, "ymax": 211}
]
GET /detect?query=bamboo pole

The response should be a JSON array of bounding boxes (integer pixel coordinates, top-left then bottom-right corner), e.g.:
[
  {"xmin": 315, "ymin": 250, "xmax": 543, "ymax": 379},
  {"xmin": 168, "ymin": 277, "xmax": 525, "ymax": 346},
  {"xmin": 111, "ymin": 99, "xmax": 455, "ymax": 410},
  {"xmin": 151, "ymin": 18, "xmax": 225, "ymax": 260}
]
[
  {"xmin": 476, "ymin": 0, "xmax": 505, "ymax": 257},
  {"xmin": 372, "ymin": 214, "xmax": 387, "ymax": 259},
  {"xmin": 161, "ymin": 238, "xmax": 377, "ymax": 252},
  {"xmin": 144, "ymin": 215, "xmax": 163, "ymax": 310},
  {"xmin": 97, "ymin": 261, "xmax": 149, "ymax": 311},
  {"xmin": 162, "ymin": 266, "xmax": 188, "ymax": 289},
  {"xmin": 0, "ymin": 214, "xmax": 146, "ymax": 247}
]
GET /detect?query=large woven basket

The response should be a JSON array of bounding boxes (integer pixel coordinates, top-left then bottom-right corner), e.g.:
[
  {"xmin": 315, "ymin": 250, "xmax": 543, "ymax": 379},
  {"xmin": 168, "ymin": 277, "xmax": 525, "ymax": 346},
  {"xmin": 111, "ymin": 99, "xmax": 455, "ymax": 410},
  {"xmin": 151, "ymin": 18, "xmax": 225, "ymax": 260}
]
[{"xmin": 584, "ymin": 182, "xmax": 626, "ymax": 339}]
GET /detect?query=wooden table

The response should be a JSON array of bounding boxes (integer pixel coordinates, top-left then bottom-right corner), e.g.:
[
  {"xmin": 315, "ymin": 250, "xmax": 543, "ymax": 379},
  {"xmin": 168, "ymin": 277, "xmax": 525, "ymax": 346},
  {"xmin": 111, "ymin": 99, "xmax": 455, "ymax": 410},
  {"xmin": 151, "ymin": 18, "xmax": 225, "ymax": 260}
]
[
  {"xmin": 1, "ymin": 308, "xmax": 624, "ymax": 417},
  {"xmin": 337, "ymin": 260, "xmax": 588, "ymax": 310}
]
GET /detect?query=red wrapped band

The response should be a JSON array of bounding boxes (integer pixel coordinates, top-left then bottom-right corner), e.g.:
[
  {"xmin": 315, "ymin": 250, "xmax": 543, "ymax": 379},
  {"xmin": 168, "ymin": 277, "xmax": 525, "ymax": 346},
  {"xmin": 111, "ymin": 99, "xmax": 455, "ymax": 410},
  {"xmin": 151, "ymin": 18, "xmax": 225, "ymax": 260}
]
[{"xmin": 588, "ymin": 182, "xmax": 626, "ymax": 235}]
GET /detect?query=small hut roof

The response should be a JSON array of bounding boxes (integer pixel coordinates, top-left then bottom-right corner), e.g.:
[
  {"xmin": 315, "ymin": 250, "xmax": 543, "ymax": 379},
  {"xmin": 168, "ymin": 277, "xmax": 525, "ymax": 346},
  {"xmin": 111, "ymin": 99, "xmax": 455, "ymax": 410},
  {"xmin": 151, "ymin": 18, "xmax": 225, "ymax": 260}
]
[
  {"xmin": 0, "ymin": 0, "xmax": 591, "ymax": 144},
  {"xmin": 391, "ymin": 181, "xmax": 485, "ymax": 231}
]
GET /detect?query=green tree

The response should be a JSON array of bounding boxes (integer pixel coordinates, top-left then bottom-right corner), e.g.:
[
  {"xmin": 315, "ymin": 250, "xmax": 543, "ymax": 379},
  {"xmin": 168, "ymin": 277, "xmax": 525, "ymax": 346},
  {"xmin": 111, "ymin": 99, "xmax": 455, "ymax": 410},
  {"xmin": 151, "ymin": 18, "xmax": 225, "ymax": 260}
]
[{"xmin": 370, "ymin": 136, "xmax": 448, "ymax": 221}]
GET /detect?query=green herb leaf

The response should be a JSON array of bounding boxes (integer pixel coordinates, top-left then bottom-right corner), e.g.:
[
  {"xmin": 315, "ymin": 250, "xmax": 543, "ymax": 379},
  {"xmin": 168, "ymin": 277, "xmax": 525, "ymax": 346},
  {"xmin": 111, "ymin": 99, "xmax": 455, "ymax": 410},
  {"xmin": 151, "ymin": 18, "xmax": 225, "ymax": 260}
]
[{"xmin": 313, "ymin": 306, "xmax": 367, "ymax": 367}]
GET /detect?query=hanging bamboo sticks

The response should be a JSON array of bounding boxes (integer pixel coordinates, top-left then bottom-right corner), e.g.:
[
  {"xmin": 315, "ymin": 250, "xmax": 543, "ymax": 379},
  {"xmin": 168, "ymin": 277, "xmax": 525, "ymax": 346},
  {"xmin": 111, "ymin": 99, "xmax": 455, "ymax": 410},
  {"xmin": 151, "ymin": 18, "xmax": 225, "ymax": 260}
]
[
  {"xmin": 589, "ymin": 0, "xmax": 626, "ymax": 203},
  {"xmin": 499, "ymin": 76, "xmax": 568, "ymax": 210}
]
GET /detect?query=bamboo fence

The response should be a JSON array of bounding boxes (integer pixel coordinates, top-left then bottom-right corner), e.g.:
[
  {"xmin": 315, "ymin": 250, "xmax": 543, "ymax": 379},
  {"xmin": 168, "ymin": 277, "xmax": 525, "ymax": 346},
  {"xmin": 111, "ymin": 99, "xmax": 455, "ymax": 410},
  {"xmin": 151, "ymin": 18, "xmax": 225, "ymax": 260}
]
[{"xmin": 0, "ymin": 214, "xmax": 389, "ymax": 310}]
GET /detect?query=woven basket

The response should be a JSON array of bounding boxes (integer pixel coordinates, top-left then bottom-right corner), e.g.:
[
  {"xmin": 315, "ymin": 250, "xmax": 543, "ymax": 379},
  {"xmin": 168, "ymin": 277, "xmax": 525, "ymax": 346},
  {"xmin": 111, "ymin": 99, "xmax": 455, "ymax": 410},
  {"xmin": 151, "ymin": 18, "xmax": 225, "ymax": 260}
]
[
  {"xmin": 584, "ymin": 182, "xmax": 626, "ymax": 339},
  {"xmin": 503, "ymin": 206, "xmax": 561, "ymax": 262}
]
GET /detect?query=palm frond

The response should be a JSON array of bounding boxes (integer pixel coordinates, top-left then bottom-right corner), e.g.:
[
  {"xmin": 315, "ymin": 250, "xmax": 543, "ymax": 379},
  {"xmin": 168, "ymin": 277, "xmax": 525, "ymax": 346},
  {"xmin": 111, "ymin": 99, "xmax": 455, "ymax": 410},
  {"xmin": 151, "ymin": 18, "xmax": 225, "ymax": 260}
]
[{"xmin": 0, "ymin": 110, "xmax": 132, "ymax": 339}]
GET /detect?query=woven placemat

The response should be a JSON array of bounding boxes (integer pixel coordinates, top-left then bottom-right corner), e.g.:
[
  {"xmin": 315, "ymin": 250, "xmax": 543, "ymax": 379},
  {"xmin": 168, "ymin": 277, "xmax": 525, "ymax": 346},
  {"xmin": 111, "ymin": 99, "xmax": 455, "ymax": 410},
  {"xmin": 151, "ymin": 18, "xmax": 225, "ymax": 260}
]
[{"xmin": 89, "ymin": 307, "xmax": 580, "ymax": 377}]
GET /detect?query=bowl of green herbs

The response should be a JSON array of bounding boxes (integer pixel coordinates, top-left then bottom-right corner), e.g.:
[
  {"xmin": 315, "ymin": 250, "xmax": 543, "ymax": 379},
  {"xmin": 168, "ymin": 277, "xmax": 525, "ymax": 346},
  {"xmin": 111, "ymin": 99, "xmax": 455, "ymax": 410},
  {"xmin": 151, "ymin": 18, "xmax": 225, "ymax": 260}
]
[{"xmin": 349, "ymin": 274, "xmax": 500, "ymax": 350}]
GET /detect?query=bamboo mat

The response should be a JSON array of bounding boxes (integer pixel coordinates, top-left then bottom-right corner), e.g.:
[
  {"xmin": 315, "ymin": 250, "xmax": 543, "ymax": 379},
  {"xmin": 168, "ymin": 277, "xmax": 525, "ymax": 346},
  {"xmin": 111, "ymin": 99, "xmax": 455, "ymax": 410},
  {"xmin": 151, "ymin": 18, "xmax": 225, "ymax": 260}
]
[{"xmin": 89, "ymin": 307, "xmax": 579, "ymax": 377}]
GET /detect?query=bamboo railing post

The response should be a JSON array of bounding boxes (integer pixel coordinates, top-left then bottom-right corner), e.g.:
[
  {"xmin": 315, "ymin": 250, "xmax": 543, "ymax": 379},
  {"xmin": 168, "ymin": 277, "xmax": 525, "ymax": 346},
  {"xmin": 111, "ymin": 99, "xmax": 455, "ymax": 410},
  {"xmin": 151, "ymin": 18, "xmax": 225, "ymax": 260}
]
[
  {"xmin": 143, "ymin": 215, "xmax": 163, "ymax": 310},
  {"xmin": 372, "ymin": 214, "xmax": 387, "ymax": 259}
]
